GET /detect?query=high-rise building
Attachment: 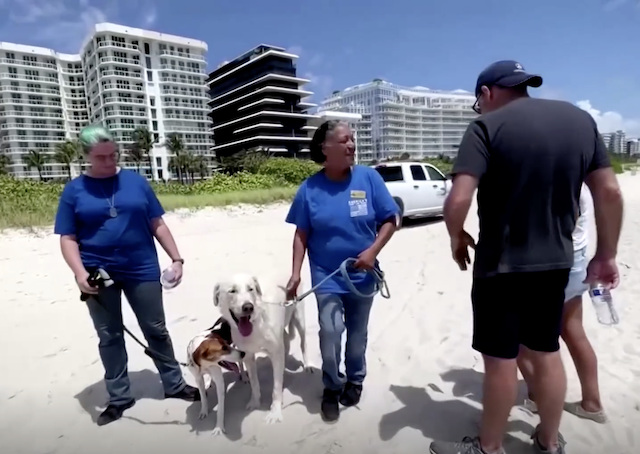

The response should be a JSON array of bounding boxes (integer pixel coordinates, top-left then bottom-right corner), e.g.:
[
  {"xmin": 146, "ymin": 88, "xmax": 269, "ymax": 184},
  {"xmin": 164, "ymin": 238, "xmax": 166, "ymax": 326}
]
[
  {"xmin": 601, "ymin": 130, "xmax": 626, "ymax": 154},
  {"xmin": 207, "ymin": 45, "xmax": 316, "ymax": 159},
  {"xmin": 0, "ymin": 23, "xmax": 212, "ymax": 180},
  {"xmin": 318, "ymin": 80, "xmax": 477, "ymax": 162}
]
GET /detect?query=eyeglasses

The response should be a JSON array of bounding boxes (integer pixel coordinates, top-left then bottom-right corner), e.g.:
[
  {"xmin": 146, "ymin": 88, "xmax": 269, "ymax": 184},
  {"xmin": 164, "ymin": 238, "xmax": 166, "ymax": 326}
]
[{"xmin": 472, "ymin": 96, "xmax": 481, "ymax": 114}]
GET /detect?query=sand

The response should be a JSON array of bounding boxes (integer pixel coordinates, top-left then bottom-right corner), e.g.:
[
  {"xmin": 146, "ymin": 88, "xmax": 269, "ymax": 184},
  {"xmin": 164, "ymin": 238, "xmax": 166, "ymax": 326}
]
[{"xmin": 1, "ymin": 175, "xmax": 640, "ymax": 454}]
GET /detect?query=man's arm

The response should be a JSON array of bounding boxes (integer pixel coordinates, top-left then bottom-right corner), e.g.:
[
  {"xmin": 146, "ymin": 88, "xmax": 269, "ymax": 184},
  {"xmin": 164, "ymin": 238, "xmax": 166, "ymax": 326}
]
[
  {"xmin": 444, "ymin": 121, "xmax": 489, "ymax": 236},
  {"xmin": 585, "ymin": 127, "xmax": 623, "ymax": 260}
]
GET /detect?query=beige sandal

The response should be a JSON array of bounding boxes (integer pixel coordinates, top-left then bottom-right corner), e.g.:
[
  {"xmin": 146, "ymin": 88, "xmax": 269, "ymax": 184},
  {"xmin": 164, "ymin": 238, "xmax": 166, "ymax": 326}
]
[{"xmin": 563, "ymin": 401, "xmax": 608, "ymax": 424}]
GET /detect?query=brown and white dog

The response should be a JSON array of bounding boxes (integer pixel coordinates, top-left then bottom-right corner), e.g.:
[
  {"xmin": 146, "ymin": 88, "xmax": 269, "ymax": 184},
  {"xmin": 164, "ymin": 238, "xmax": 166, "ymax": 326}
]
[{"xmin": 186, "ymin": 319, "xmax": 245, "ymax": 436}]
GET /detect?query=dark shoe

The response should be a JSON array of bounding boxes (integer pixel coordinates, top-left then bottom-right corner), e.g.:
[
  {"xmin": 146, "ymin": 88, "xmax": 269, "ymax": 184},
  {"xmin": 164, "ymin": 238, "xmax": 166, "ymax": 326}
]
[
  {"xmin": 97, "ymin": 400, "xmax": 135, "ymax": 426},
  {"xmin": 339, "ymin": 382, "xmax": 362, "ymax": 407},
  {"xmin": 321, "ymin": 388, "xmax": 341, "ymax": 423},
  {"xmin": 165, "ymin": 385, "xmax": 200, "ymax": 402},
  {"xmin": 531, "ymin": 425, "xmax": 567, "ymax": 454}
]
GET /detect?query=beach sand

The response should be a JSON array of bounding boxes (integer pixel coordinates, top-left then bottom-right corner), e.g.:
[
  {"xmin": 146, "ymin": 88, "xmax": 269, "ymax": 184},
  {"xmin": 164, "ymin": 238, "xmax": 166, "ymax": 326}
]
[{"xmin": 1, "ymin": 174, "xmax": 639, "ymax": 454}]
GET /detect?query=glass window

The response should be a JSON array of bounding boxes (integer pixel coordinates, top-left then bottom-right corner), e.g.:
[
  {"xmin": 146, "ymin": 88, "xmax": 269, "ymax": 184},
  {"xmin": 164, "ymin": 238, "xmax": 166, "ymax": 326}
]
[
  {"xmin": 425, "ymin": 166, "xmax": 446, "ymax": 181},
  {"xmin": 410, "ymin": 165, "xmax": 426, "ymax": 181},
  {"xmin": 375, "ymin": 165, "xmax": 403, "ymax": 182}
]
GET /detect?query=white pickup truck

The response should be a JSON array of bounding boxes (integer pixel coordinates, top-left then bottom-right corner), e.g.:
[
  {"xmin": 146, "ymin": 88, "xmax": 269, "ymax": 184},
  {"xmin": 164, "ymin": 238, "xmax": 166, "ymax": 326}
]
[{"xmin": 372, "ymin": 161, "xmax": 452, "ymax": 226}]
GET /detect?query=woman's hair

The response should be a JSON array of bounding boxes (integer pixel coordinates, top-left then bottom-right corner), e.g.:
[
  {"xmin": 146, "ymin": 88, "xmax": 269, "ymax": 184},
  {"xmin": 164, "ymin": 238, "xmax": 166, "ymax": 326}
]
[
  {"xmin": 78, "ymin": 125, "xmax": 115, "ymax": 153},
  {"xmin": 309, "ymin": 120, "xmax": 346, "ymax": 164}
]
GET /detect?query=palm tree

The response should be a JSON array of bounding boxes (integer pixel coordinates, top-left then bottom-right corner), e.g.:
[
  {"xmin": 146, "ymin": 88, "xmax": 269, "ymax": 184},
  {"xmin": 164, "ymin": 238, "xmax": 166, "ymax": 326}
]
[
  {"xmin": 125, "ymin": 144, "xmax": 146, "ymax": 174},
  {"xmin": 0, "ymin": 153, "xmax": 11, "ymax": 175},
  {"xmin": 131, "ymin": 127, "xmax": 156, "ymax": 179},
  {"xmin": 25, "ymin": 149, "xmax": 49, "ymax": 181},
  {"xmin": 54, "ymin": 141, "xmax": 79, "ymax": 181},
  {"xmin": 165, "ymin": 133, "xmax": 188, "ymax": 183},
  {"xmin": 193, "ymin": 155, "xmax": 209, "ymax": 180}
]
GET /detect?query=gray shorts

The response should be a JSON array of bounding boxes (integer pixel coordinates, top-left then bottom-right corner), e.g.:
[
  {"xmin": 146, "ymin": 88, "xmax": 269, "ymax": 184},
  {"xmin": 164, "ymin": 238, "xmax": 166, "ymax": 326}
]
[{"xmin": 565, "ymin": 246, "xmax": 589, "ymax": 302}]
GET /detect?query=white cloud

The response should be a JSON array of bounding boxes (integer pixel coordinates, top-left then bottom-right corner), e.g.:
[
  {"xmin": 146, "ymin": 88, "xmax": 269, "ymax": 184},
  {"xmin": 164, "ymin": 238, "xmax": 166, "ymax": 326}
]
[
  {"xmin": 0, "ymin": 0, "xmax": 158, "ymax": 53},
  {"xmin": 303, "ymin": 72, "xmax": 334, "ymax": 102},
  {"xmin": 577, "ymin": 100, "xmax": 640, "ymax": 137}
]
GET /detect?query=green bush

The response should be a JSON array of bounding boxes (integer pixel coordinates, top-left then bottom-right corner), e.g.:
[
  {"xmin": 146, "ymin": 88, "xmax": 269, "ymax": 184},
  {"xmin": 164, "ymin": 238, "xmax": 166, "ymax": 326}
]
[{"xmin": 257, "ymin": 157, "xmax": 321, "ymax": 185}]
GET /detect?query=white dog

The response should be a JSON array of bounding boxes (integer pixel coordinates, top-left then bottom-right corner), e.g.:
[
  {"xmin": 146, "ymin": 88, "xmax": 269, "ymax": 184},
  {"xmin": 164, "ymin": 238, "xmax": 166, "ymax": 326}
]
[
  {"xmin": 213, "ymin": 273, "xmax": 310, "ymax": 424},
  {"xmin": 186, "ymin": 320, "xmax": 245, "ymax": 436}
]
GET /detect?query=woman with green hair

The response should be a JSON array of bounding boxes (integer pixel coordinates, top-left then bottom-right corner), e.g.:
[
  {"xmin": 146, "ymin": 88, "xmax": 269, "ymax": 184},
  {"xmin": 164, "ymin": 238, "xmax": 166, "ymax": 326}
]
[{"xmin": 54, "ymin": 125, "xmax": 199, "ymax": 426}]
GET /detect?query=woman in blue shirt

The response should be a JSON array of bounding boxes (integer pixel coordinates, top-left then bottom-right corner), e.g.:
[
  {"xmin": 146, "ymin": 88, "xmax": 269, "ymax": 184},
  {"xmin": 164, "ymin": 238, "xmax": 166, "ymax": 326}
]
[
  {"xmin": 54, "ymin": 126, "xmax": 199, "ymax": 426},
  {"xmin": 285, "ymin": 120, "xmax": 399, "ymax": 423}
]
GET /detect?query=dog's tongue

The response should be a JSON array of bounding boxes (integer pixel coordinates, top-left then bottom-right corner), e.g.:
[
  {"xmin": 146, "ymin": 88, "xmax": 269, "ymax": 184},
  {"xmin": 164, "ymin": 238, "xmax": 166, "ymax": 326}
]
[{"xmin": 238, "ymin": 316, "xmax": 253, "ymax": 336}]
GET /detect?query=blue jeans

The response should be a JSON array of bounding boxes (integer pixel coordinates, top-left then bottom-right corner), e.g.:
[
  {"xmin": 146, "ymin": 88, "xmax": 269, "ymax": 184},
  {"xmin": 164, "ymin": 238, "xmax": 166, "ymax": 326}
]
[
  {"xmin": 316, "ymin": 292, "xmax": 374, "ymax": 391},
  {"xmin": 85, "ymin": 280, "xmax": 186, "ymax": 406}
]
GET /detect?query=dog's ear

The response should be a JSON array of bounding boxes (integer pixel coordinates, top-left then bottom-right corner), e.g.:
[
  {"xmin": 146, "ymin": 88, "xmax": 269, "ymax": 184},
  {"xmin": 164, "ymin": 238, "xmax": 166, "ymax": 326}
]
[
  {"xmin": 213, "ymin": 283, "xmax": 221, "ymax": 306},
  {"xmin": 251, "ymin": 276, "xmax": 262, "ymax": 296}
]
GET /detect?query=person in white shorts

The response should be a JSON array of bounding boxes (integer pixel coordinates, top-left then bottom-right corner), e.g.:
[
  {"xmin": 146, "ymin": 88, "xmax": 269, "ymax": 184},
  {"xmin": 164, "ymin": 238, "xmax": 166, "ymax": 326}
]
[{"xmin": 517, "ymin": 185, "xmax": 607, "ymax": 424}]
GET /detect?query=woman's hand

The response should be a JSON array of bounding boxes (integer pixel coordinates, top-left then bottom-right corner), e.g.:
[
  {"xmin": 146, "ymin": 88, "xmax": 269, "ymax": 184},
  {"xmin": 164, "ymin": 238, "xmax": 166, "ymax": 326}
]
[
  {"xmin": 76, "ymin": 271, "xmax": 98, "ymax": 295},
  {"xmin": 354, "ymin": 247, "xmax": 378, "ymax": 270},
  {"xmin": 170, "ymin": 261, "xmax": 183, "ymax": 283},
  {"xmin": 285, "ymin": 274, "xmax": 301, "ymax": 300}
]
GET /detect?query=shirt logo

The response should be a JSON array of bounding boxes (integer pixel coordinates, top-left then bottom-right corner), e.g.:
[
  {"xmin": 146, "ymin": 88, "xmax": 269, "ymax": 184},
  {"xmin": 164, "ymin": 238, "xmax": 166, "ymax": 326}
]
[{"xmin": 349, "ymin": 198, "xmax": 368, "ymax": 217}]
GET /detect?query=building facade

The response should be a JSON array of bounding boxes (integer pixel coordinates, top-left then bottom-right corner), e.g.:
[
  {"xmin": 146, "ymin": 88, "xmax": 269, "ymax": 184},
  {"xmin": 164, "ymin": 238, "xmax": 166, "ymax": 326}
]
[
  {"xmin": 0, "ymin": 23, "xmax": 212, "ymax": 180},
  {"xmin": 318, "ymin": 80, "xmax": 477, "ymax": 162},
  {"xmin": 207, "ymin": 45, "xmax": 316, "ymax": 159},
  {"xmin": 601, "ymin": 130, "xmax": 626, "ymax": 154}
]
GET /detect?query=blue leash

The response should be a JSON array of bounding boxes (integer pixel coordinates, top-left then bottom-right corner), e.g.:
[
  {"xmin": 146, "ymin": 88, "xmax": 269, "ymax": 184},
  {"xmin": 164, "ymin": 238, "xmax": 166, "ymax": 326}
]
[{"xmin": 284, "ymin": 258, "xmax": 390, "ymax": 307}]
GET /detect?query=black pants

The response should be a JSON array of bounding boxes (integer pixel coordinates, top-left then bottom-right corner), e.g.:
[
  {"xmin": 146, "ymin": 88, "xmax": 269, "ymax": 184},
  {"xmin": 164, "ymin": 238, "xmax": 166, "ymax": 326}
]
[{"xmin": 471, "ymin": 269, "xmax": 571, "ymax": 360}]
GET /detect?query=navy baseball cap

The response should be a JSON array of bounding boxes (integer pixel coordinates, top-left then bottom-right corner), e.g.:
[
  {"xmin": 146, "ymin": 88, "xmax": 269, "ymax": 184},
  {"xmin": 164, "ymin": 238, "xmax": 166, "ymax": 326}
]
[{"xmin": 475, "ymin": 60, "xmax": 543, "ymax": 97}]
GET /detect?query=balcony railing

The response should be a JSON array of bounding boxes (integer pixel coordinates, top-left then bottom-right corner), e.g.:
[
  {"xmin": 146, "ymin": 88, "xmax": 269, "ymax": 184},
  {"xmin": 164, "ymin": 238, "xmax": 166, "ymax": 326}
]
[
  {"xmin": 159, "ymin": 65, "xmax": 205, "ymax": 74},
  {"xmin": 100, "ymin": 70, "xmax": 142, "ymax": 79},
  {"xmin": 158, "ymin": 50, "xmax": 205, "ymax": 61},
  {"xmin": 0, "ymin": 99, "xmax": 62, "ymax": 107},
  {"xmin": 98, "ymin": 41, "xmax": 140, "ymax": 51},
  {"xmin": 103, "ymin": 97, "xmax": 145, "ymax": 105},
  {"xmin": 1, "ymin": 123, "xmax": 65, "ymax": 130},
  {"xmin": 99, "ymin": 57, "xmax": 141, "ymax": 66},
  {"xmin": 0, "ymin": 58, "xmax": 57, "ymax": 70},
  {"xmin": 2, "ymin": 135, "xmax": 65, "ymax": 142},
  {"xmin": 0, "ymin": 111, "xmax": 64, "ymax": 119}
]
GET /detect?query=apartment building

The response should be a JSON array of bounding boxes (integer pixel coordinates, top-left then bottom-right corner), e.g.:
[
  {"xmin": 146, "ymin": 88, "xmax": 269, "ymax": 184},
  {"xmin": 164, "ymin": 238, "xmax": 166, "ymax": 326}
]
[
  {"xmin": 601, "ymin": 130, "xmax": 626, "ymax": 154},
  {"xmin": 0, "ymin": 23, "xmax": 212, "ymax": 180},
  {"xmin": 318, "ymin": 80, "xmax": 477, "ymax": 162},
  {"xmin": 207, "ymin": 45, "xmax": 316, "ymax": 158}
]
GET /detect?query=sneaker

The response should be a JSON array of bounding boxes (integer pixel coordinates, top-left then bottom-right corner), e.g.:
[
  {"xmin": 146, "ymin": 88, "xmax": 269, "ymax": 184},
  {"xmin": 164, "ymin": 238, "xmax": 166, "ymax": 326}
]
[
  {"xmin": 96, "ymin": 400, "xmax": 136, "ymax": 426},
  {"xmin": 523, "ymin": 397, "xmax": 539, "ymax": 413},
  {"xmin": 429, "ymin": 436, "xmax": 505, "ymax": 454},
  {"xmin": 339, "ymin": 382, "xmax": 362, "ymax": 407},
  {"xmin": 563, "ymin": 401, "xmax": 607, "ymax": 424},
  {"xmin": 164, "ymin": 384, "xmax": 200, "ymax": 402},
  {"xmin": 531, "ymin": 425, "xmax": 567, "ymax": 454},
  {"xmin": 321, "ymin": 388, "xmax": 341, "ymax": 423}
]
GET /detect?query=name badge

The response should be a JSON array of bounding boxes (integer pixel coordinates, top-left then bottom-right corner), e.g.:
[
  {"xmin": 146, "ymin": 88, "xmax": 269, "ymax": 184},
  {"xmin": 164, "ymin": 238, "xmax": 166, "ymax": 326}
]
[{"xmin": 350, "ymin": 190, "xmax": 366, "ymax": 199}]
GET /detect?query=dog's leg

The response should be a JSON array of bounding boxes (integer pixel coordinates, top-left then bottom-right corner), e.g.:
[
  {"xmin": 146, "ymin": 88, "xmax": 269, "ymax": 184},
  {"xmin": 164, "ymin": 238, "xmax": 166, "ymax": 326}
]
[
  {"xmin": 191, "ymin": 366, "xmax": 209, "ymax": 420},
  {"xmin": 244, "ymin": 354, "xmax": 261, "ymax": 410},
  {"xmin": 211, "ymin": 368, "xmax": 226, "ymax": 436},
  {"xmin": 238, "ymin": 359, "xmax": 249, "ymax": 384},
  {"xmin": 265, "ymin": 348, "xmax": 285, "ymax": 424},
  {"xmin": 293, "ymin": 306, "xmax": 312, "ymax": 372}
]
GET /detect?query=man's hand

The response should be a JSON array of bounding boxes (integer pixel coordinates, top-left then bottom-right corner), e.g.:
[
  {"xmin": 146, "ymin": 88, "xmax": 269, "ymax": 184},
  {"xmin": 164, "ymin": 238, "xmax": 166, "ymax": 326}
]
[
  {"xmin": 584, "ymin": 256, "xmax": 620, "ymax": 290},
  {"xmin": 76, "ymin": 271, "xmax": 98, "ymax": 295},
  {"xmin": 354, "ymin": 247, "xmax": 377, "ymax": 270},
  {"xmin": 285, "ymin": 274, "xmax": 301, "ymax": 301},
  {"xmin": 450, "ymin": 230, "xmax": 476, "ymax": 271}
]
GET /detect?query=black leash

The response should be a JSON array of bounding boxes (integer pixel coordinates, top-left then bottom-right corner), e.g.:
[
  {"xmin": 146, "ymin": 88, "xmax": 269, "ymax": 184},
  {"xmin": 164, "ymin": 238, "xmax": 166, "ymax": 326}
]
[{"xmin": 80, "ymin": 268, "xmax": 227, "ymax": 369}]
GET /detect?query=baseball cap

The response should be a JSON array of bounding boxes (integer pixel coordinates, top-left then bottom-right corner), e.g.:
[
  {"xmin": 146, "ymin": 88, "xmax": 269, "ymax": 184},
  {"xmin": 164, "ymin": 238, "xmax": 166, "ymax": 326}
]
[{"xmin": 475, "ymin": 60, "xmax": 543, "ymax": 97}]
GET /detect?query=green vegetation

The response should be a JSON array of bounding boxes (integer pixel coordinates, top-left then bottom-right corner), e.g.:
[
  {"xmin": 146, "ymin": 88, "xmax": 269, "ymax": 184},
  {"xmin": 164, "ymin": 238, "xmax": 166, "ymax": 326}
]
[{"xmin": 0, "ymin": 154, "xmax": 321, "ymax": 230}]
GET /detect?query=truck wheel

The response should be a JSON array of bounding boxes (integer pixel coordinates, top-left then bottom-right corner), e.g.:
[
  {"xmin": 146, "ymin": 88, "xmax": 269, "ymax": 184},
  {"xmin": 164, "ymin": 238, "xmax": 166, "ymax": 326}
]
[{"xmin": 393, "ymin": 197, "xmax": 404, "ymax": 229}]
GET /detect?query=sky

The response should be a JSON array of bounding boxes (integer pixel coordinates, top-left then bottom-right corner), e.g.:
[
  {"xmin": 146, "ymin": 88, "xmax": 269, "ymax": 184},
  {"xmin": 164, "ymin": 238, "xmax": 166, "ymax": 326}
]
[{"xmin": 0, "ymin": 0, "xmax": 639, "ymax": 136}]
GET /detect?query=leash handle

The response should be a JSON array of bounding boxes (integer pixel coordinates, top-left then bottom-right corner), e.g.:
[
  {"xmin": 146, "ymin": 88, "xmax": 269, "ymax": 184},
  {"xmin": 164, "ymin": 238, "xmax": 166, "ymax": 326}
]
[{"xmin": 285, "ymin": 257, "xmax": 390, "ymax": 306}]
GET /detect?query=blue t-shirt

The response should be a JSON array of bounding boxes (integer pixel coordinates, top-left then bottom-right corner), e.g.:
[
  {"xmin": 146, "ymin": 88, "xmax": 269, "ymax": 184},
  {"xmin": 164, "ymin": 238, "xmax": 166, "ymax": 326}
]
[
  {"xmin": 54, "ymin": 169, "xmax": 165, "ymax": 282},
  {"xmin": 285, "ymin": 165, "xmax": 399, "ymax": 294}
]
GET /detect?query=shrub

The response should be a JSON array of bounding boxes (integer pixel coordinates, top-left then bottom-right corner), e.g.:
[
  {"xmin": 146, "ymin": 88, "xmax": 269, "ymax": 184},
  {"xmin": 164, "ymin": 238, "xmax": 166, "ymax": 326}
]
[{"xmin": 258, "ymin": 157, "xmax": 321, "ymax": 185}]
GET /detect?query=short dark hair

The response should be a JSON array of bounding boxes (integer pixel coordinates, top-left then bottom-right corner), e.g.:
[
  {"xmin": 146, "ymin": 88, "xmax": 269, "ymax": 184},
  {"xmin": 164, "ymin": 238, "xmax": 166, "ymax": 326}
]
[{"xmin": 309, "ymin": 120, "xmax": 345, "ymax": 164}]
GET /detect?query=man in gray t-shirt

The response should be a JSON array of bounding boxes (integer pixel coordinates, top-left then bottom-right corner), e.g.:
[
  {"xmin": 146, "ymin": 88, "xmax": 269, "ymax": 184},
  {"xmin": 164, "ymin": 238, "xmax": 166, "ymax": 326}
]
[{"xmin": 429, "ymin": 61, "xmax": 623, "ymax": 454}]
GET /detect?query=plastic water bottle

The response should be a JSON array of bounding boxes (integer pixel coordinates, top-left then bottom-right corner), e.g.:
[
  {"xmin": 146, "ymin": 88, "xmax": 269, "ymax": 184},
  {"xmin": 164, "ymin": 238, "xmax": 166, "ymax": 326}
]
[
  {"xmin": 589, "ymin": 284, "xmax": 620, "ymax": 325},
  {"xmin": 160, "ymin": 267, "xmax": 180, "ymax": 290}
]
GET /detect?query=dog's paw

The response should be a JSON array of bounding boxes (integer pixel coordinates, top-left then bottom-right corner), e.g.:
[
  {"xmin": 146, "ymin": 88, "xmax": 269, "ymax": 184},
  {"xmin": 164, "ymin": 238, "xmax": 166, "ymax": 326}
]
[
  {"xmin": 246, "ymin": 397, "xmax": 260, "ymax": 411},
  {"xmin": 198, "ymin": 411, "xmax": 209, "ymax": 420},
  {"xmin": 211, "ymin": 426, "xmax": 224, "ymax": 436},
  {"xmin": 264, "ymin": 408, "xmax": 283, "ymax": 424}
]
